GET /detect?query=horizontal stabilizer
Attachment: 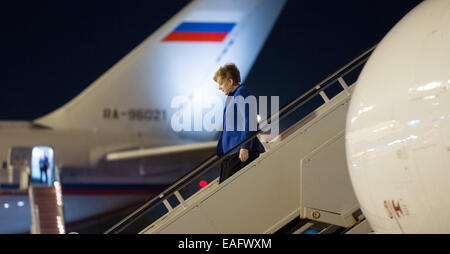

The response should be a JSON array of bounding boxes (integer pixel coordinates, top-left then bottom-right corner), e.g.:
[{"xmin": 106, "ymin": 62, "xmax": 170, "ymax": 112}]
[{"xmin": 106, "ymin": 141, "xmax": 217, "ymax": 161}]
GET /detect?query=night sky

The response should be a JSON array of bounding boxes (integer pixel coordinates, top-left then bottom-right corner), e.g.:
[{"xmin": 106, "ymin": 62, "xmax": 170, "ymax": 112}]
[{"xmin": 0, "ymin": 0, "xmax": 423, "ymax": 120}]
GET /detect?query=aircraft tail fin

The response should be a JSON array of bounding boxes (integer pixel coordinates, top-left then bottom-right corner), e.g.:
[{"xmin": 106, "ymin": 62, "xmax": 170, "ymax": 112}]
[{"xmin": 33, "ymin": 0, "xmax": 287, "ymax": 138}]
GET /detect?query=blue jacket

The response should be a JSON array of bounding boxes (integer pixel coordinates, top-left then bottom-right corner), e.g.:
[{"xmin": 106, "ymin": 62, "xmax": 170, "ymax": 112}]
[{"xmin": 216, "ymin": 85, "xmax": 266, "ymax": 157}]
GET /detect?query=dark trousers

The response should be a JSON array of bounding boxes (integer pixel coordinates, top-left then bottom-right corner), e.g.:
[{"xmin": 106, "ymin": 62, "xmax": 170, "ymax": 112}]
[
  {"xmin": 40, "ymin": 166, "xmax": 47, "ymax": 183},
  {"xmin": 219, "ymin": 152, "xmax": 260, "ymax": 184}
]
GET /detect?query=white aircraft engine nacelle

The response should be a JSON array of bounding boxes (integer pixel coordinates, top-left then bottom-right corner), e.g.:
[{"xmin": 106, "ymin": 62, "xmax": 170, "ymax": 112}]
[{"xmin": 345, "ymin": 0, "xmax": 450, "ymax": 233}]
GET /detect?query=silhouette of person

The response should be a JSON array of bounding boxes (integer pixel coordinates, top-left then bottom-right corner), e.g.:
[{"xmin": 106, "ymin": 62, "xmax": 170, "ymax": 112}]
[{"xmin": 39, "ymin": 154, "xmax": 49, "ymax": 184}]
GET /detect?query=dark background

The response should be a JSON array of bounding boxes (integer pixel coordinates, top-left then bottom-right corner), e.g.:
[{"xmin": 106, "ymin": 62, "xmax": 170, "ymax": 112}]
[{"xmin": 0, "ymin": 0, "xmax": 423, "ymax": 120}]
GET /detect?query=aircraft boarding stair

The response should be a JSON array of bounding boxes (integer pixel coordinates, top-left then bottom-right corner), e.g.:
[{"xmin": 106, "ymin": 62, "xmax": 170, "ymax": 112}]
[
  {"xmin": 105, "ymin": 46, "xmax": 377, "ymax": 234},
  {"xmin": 29, "ymin": 184, "xmax": 65, "ymax": 234}
]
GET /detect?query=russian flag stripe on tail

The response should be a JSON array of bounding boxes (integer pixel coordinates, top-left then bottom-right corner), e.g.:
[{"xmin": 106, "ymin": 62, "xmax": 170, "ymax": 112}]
[
  {"xmin": 174, "ymin": 22, "xmax": 235, "ymax": 33},
  {"xmin": 163, "ymin": 22, "xmax": 236, "ymax": 42},
  {"xmin": 163, "ymin": 32, "xmax": 228, "ymax": 42}
]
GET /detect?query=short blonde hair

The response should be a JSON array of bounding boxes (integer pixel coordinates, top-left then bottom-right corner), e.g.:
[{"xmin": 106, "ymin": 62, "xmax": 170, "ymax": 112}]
[{"xmin": 213, "ymin": 63, "xmax": 241, "ymax": 85}]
